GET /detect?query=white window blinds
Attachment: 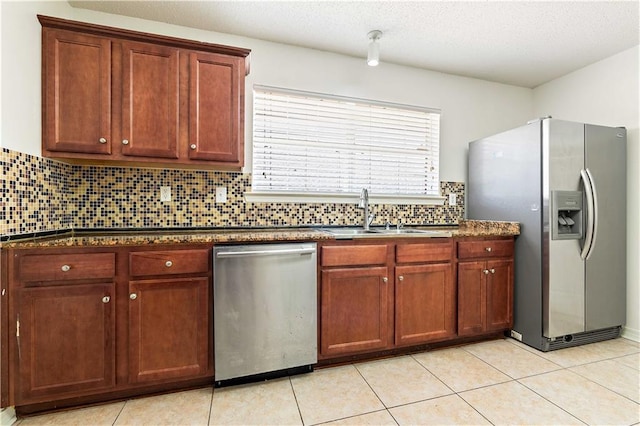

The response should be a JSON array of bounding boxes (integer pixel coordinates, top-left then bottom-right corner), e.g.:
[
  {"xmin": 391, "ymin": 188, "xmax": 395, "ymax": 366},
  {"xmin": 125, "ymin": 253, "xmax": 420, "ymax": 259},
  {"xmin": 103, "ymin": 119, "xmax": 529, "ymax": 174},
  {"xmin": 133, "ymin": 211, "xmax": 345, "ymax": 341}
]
[{"xmin": 252, "ymin": 86, "xmax": 440, "ymax": 196}]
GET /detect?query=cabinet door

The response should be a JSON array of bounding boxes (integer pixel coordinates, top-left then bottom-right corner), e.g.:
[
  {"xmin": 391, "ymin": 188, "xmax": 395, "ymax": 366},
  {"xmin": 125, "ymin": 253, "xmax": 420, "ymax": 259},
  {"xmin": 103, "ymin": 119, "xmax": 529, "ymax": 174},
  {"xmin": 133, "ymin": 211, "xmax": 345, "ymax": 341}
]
[
  {"xmin": 395, "ymin": 263, "xmax": 455, "ymax": 346},
  {"xmin": 320, "ymin": 267, "xmax": 391, "ymax": 357},
  {"xmin": 486, "ymin": 259, "xmax": 514, "ymax": 332},
  {"xmin": 457, "ymin": 261, "xmax": 486, "ymax": 336},
  {"xmin": 128, "ymin": 277, "xmax": 209, "ymax": 383},
  {"xmin": 121, "ymin": 41, "xmax": 179, "ymax": 159},
  {"xmin": 43, "ymin": 29, "xmax": 111, "ymax": 154},
  {"xmin": 17, "ymin": 284, "xmax": 115, "ymax": 403},
  {"xmin": 188, "ymin": 52, "xmax": 244, "ymax": 163}
]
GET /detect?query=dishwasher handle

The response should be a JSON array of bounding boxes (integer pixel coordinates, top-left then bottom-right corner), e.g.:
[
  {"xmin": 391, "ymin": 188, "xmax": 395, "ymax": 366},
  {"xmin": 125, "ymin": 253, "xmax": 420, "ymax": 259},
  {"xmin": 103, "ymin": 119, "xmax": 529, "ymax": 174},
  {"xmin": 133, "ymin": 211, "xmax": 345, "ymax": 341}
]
[{"xmin": 215, "ymin": 247, "xmax": 316, "ymax": 258}]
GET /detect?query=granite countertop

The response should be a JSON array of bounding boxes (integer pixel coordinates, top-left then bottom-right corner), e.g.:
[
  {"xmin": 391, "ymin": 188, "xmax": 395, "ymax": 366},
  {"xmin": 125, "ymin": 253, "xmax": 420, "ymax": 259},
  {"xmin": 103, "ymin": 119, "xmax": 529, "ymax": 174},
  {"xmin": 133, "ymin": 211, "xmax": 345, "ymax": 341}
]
[{"xmin": 1, "ymin": 220, "xmax": 519, "ymax": 249}]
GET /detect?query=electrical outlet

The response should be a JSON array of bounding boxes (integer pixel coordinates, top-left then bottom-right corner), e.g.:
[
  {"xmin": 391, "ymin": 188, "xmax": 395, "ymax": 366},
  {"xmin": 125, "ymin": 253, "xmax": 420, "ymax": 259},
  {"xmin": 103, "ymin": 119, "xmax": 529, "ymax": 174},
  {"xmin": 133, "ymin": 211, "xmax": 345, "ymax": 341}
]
[
  {"xmin": 215, "ymin": 187, "xmax": 227, "ymax": 203},
  {"xmin": 160, "ymin": 186, "xmax": 171, "ymax": 202},
  {"xmin": 448, "ymin": 193, "xmax": 457, "ymax": 206}
]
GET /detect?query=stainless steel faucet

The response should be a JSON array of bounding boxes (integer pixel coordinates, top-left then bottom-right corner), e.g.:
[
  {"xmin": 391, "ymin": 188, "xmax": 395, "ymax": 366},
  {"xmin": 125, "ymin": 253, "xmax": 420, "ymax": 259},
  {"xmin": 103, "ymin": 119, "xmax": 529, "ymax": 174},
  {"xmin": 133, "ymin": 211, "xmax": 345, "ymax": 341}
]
[{"xmin": 358, "ymin": 188, "xmax": 374, "ymax": 230}]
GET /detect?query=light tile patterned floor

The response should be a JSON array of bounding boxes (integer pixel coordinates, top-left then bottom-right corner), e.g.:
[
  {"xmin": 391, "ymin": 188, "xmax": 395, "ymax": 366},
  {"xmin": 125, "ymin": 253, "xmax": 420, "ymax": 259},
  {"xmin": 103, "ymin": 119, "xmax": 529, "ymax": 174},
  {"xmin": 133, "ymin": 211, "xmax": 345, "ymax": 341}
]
[{"xmin": 16, "ymin": 337, "xmax": 640, "ymax": 426}]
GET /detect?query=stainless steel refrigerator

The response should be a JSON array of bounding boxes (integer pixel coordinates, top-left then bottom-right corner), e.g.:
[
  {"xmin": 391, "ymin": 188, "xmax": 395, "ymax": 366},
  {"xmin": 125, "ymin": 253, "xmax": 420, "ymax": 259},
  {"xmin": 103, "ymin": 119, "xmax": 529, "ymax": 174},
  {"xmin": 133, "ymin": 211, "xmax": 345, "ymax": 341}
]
[{"xmin": 468, "ymin": 118, "xmax": 626, "ymax": 351}]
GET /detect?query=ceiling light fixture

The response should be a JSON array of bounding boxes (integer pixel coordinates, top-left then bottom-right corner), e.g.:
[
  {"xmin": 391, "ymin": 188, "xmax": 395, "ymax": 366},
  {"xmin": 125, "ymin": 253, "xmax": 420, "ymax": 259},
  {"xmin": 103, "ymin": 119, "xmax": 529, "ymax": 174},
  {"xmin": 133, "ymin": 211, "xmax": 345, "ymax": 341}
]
[{"xmin": 367, "ymin": 30, "xmax": 382, "ymax": 67}]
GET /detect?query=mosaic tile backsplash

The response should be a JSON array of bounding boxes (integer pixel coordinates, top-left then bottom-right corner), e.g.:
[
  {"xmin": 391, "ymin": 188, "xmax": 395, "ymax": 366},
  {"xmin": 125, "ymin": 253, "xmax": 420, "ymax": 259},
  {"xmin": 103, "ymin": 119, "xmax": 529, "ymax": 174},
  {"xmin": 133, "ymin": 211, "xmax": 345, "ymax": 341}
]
[{"xmin": 1, "ymin": 148, "xmax": 465, "ymax": 237}]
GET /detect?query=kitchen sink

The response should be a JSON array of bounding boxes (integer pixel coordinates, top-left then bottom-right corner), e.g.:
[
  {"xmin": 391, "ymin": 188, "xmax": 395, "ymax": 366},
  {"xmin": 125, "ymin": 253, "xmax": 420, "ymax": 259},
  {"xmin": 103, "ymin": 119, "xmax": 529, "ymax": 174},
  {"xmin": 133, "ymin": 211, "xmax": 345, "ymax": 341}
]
[{"xmin": 325, "ymin": 227, "xmax": 452, "ymax": 239}]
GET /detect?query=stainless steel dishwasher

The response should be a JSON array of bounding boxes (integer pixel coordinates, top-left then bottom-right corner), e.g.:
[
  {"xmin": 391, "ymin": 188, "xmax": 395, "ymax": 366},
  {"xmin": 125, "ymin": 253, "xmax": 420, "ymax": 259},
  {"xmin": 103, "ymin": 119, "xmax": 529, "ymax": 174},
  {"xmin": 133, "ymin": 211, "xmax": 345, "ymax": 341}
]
[{"xmin": 213, "ymin": 242, "xmax": 317, "ymax": 386}]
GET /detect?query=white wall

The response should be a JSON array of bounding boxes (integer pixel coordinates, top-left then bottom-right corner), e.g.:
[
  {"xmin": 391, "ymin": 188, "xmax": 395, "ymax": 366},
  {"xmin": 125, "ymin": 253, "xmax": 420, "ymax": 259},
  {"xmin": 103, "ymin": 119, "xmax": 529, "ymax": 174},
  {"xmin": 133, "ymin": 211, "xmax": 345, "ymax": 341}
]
[
  {"xmin": 0, "ymin": 1, "xmax": 533, "ymax": 182},
  {"xmin": 534, "ymin": 45, "xmax": 640, "ymax": 341}
]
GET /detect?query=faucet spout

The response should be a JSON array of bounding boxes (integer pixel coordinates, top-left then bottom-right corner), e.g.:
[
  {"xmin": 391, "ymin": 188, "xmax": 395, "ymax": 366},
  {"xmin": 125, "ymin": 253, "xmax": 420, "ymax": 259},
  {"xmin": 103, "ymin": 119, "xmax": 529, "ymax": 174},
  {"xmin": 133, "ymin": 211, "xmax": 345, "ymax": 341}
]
[{"xmin": 359, "ymin": 188, "xmax": 371, "ymax": 231}]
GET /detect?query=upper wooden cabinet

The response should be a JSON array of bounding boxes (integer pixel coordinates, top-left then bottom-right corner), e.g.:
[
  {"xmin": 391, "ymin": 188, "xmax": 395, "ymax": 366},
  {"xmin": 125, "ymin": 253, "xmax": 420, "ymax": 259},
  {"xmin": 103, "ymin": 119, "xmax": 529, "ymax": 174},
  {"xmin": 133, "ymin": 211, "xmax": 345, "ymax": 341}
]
[
  {"xmin": 42, "ymin": 29, "xmax": 112, "ymax": 154},
  {"xmin": 119, "ymin": 41, "xmax": 180, "ymax": 159},
  {"xmin": 39, "ymin": 15, "xmax": 250, "ymax": 169}
]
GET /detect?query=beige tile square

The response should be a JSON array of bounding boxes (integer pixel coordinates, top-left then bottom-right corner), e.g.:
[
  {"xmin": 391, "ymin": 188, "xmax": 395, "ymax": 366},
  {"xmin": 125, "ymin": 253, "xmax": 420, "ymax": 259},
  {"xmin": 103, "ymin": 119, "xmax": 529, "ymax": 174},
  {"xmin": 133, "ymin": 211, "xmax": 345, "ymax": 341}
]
[
  {"xmin": 290, "ymin": 365, "xmax": 384, "ymax": 425},
  {"xmin": 615, "ymin": 353, "xmax": 640, "ymax": 370},
  {"xmin": 525, "ymin": 343, "xmax": 606, "ymax": 368},
  {"xmin": 570, "ymin": 359, "xmax": 640, "ymax": 403},
  {"xmin": 413, "ymin": 347, "xmax": 511, "ymax": 392},
  {"xmin": 322, "ymin": 410, "xmax": 397, "ymax": 425},
  {"xmin": 209, "ymin": 378, "xmax": 301, "ymax": 425},
  {"xmin": 463, "ymin": 339, "xmax": 561, "ymax": 378},
  {"xmin": 115, "ymin": 387, "xmax": 212, "ymax": 426},
  {"xmin": 460, "ymin": 380, "xmax": 582, "ymax": 425},
  {"xmin": 355, "ymin": 356, "xmax": 452, "ymax": 408},
  {"xmin": 389, "ymin": 394, "xmax": 490, "ymax": 425},
  {"xmin": 584, "ymin": 337, "xmax": 640, "ymax": 358},
  {"xmin": 520, "ymin": 369, "xmax": 640, "ymax": 425},
  {"xmin": 18, "ymin": 402, "xmax": 124, "ymax": 426}
]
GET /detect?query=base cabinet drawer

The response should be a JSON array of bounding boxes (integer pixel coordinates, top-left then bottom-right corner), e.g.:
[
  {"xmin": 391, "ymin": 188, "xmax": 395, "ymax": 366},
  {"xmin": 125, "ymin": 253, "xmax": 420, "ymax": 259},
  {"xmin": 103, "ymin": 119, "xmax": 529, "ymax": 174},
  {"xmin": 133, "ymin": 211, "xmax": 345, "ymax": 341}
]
[
  {"xmin": 129, "ymin": 249, "xmax": 210, "ymax": 277},
  {"xmin": 19, "ymin": 253, "xmax": 115, "ymax": 282}
]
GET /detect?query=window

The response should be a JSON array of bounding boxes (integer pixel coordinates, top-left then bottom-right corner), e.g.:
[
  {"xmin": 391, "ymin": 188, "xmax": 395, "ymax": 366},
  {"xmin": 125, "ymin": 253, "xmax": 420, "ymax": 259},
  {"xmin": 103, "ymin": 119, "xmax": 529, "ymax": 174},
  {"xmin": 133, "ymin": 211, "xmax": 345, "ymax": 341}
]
[{"xmin": 251, "ymin": 86, "xmax": 441, "ymax": 201}]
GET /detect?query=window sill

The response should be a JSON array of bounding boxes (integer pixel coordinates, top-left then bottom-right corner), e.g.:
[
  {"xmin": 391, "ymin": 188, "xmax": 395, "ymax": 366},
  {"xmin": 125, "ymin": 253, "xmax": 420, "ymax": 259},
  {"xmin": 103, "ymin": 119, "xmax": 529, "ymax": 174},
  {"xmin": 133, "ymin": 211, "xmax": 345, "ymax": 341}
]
[{"xmin": 244, "ymin": 191, "xmax": 446, "ymax": 206}]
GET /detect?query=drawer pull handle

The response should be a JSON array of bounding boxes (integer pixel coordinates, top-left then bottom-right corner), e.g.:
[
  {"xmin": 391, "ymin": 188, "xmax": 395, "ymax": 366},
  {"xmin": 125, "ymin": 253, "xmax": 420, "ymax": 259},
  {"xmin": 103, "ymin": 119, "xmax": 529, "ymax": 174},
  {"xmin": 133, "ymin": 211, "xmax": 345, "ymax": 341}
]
[
  {"xmin": 398, "ymin": 276, "xmax": 404, "ymax": 281},
  {"xmin": 485, "ymin": 247, "xmax": 492, "ymax": 252},
  {"xmin": 190, "ymin": 144, "xmax": 197, "ymax": 150},
  {"xmin": 483, "ymin": 269, "xmax": 490, "ymax": 275},
  {"xmin": 102, "ymin": 296, "xmax": 110, "ymax": 304},
  {"xmin": 61, "ymin": 265, "xmax": 71, "ymax": 272},
  {"xmin": 382, "ymin": 277, "xmax": 388, "ymax": 283},
  {"xmin": 99, "ymin": 137, "xmax": 107, "ymax": 144},
  {"xmin": 130, "ymin": 293, "xmax": 137, "ymax": 300},
  {"xmin": 490, "ymin": 268, "xmax": 495, "ymax": 274},
  {"xmin": 165, "ymin": 260, "xmax": 173, "ymax": 267}
]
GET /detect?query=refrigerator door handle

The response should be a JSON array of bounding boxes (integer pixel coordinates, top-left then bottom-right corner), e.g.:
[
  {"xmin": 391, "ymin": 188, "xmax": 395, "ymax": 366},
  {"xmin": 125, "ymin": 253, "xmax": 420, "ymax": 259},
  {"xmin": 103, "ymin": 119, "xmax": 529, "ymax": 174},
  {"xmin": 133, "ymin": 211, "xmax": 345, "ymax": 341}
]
[{"xmin": 580, "ymin": 169, "xmax": 598, "ymax": 260}]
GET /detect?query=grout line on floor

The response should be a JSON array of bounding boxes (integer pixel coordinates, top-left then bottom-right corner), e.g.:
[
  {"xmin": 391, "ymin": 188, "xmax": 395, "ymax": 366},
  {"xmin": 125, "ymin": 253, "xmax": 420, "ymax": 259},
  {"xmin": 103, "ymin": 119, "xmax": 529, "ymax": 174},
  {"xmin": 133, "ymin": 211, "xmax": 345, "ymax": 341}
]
[
  {"xmin": 207, "ymin": 385, "xmax": 214, "ymax": 426},
  {"xmin": 111, "ymin": 398, "xmax": 127, "ymax": 426},
  {"xmin": 566, "ymin": 362, "xmax": 640, "ymax": 405},
  {"xmin": 455, "ymin": 391, "xmax": 496, "ymax": 426},
  {"xmin": 352, "ymin": 362, "xmax": 389, "ymax": 409},
  {"xmin": 287, "ymin": 377, "xmax": 306, "ymax": 426},
  {"xmin": 515, "ymin": 373, "xmax": 589, "ymax": 425}
]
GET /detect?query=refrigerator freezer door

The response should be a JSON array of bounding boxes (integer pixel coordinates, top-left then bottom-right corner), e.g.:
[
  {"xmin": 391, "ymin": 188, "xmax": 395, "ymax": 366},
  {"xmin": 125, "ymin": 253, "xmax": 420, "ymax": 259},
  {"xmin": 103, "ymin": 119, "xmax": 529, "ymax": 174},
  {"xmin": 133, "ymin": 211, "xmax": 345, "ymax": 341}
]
[
  {"xmin": 468, "ymin": 123, "xmax": 544, "ymax": 344},
  {"xmin": 584, "ymin": 125, "xmax": 626, "ymax": 331},
  {"xmin": 544, "ymin": 119, "xmax": 585, "ymax": 338}
]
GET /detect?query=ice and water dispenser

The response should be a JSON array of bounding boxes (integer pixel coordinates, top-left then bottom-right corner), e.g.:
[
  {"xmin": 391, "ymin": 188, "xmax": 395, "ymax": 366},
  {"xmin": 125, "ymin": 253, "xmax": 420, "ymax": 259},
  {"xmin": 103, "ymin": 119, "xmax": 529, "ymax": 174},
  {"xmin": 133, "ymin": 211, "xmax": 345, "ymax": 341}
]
[{"xmin": 551, "ymin": 191, "xmax": 583, "ymax": 240}]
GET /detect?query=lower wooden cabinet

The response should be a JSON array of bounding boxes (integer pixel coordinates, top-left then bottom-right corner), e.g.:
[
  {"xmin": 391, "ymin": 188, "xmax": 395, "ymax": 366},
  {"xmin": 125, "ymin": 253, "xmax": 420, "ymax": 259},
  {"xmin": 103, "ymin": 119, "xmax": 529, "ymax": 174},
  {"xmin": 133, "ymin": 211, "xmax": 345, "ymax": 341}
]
[
  {"xmin": 320, "ymin": 267, "xmax": 391, "ymax": 356},
  {"xmin": 6, "ymin": 245, "xmax": 212, "ymax": 408},
  {"xmin": 457, "ymin": 239, "xmax": 514, "ymax": 337},
  {"xmin": 319, "ymin": 239, "xmax": 457, "ymax": 359},
  {"xmin": 395, "ymin": 263, "xmax": 455, "ymax": 346},
  {"xmin": 128, "ymin": 277, "xmax": 210, "ymax": 383},
  {"xmin": 16, "ymin": 283, "xmax": 116, "ymax": 403}
]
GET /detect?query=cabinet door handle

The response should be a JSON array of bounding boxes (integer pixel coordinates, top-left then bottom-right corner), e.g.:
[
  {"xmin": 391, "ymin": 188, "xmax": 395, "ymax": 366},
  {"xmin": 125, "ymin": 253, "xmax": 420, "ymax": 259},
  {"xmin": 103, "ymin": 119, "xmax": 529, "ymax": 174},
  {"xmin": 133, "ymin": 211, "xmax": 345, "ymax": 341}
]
[
  {"xmin": 99, "ymin": 137, "xmax": 107, "ymax": 144},
  {"xmin": 190, "ymin": 144, "xmax": 197, "ymax": 150},
  {"xmin": 61, "ymin": 264, "xmax": 71, "ymax": 272},
  {"xmin": 165, "ymin": 260, "xmax": 173, "ymax": 267},
  {"xmin": 129, "ymin": 293, "xmax": 137, "ymax": 300},
  {"xmin": 382, "ymin": 277, "xmax": 388, "ymax": 283},
  {"xmin": 122, "ymin": 139, "xmax": 129, "ymax": 145},
  {"xmin": 485, "ymin": 247, "xmax": 492, "ymax": 252},
  {"xmin": 102, "ymin": 296, "xmax": 110, "ymax": 304},
  {"xmin": 483, "ymin": 269, "xmax": 489, "ymax": 275},
  {"xmin": 398, "ymin": 276, "xmax": 404, "ymax": 281},
  {"xmin": 490, "ymin": 268, "xmax": 495, "ymax": 274}
]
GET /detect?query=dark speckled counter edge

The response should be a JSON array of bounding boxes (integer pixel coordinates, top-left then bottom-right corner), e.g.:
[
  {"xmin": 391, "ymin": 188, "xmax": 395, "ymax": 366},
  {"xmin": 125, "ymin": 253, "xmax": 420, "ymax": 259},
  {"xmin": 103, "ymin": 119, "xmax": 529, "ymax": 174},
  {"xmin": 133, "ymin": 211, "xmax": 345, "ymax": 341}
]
[{"xmin": 1, "ymin": 220, "xmax": 519, "ymax": 249}]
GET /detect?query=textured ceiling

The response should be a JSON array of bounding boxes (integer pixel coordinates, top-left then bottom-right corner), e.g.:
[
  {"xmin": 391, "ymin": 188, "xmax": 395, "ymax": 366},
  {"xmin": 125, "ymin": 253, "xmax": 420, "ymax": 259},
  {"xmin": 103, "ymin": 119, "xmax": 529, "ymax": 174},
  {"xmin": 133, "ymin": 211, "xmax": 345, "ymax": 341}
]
[{"xmin": 68, "ymin": 1, "xmax": 639, "ymax": 88}]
